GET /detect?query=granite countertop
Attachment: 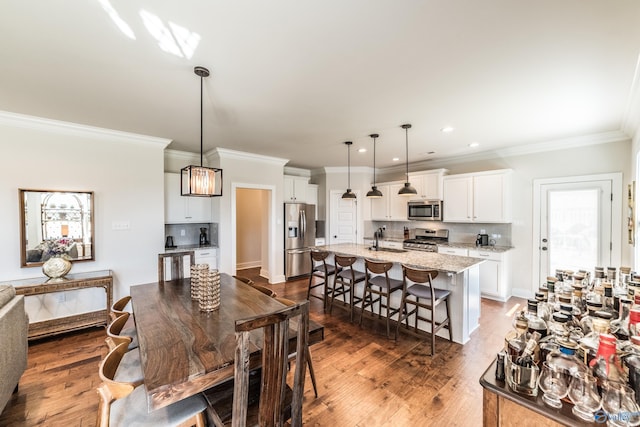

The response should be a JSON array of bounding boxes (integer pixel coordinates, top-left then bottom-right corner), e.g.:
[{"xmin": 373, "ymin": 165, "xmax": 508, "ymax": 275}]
[
  {"xmin": 314, "ymin": 243, "xmax": 484, "ymax": 274},
  {"xmin": 437, "ymin": 242, "xmax": 513, "ymax": 253},
  {"xmin": 163, "ymin": 244, "xmax": 218, "ymax": 253}
]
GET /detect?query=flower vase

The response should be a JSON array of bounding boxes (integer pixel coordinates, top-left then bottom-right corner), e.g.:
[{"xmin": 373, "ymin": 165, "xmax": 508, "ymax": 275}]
[{"xmin": 43, "ymin": 256, "xmax": 72, "ymax": 280}]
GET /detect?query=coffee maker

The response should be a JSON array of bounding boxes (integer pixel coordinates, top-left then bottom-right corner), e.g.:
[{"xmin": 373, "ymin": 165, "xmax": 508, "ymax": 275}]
[{"xmin": 476, "ymin": 233, "xmax": 489, "ymax": 247}]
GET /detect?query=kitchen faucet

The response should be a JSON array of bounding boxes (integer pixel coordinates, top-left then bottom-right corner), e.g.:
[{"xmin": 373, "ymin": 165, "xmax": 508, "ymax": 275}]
[{"xmin": 373, "ymin": 227, "xmax": 384, "ymax": 251}]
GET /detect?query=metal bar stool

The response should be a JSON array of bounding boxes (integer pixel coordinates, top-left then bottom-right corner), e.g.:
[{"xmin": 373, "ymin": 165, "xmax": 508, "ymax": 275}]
[
  {"xmin": 360, "ymin": 259, "xmax": 403, "ymax": 339},
  {"xmin": 329, "ymin": 255, "xmax": 365, "ymax": 322},
  {"xmin": 308, "ymin": 250, "xmax": 338, "ymax": 311},
  {"xmin": 396, "ymin": 264, "xmax": 452, "ymax": 355}
]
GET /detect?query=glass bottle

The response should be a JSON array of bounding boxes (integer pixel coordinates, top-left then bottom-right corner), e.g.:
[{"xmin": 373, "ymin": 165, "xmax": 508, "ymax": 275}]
[
  {"xmin": 612, "ymin": 297, "xmax": 633, "ymax": 341},
  {"xmin": 546, "ymin": 276, "xmax": 558, "ymax": 305},
  {"xmin": 589, "ymin": 333, "xmax": 625, "ymax": 387},
  {"xmin": 507, "ymin": 311, "xmax": 529, "ymax": 359},
  {"xmin": 515, "ymin": 331, "xmax": 542, "ymax": 368},
  {"xmin": 548, "ymin": 312, "xmax": 570, "ymax": 342},
  {"xmin": 525, "ymin": 300, "xmax": 548, "ymax": 339},
  {"xmin": 546, "ymin": 340, "xmax": 587, "ymax": 387},
  {"xmin": 579, "ymin": 311, "xmax": 613, "ymax": 366}
]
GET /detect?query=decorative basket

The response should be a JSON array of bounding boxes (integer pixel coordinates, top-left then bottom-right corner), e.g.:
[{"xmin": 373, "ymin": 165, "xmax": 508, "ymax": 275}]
[
  {"xmin": 199, "ymin": 269, "xmax": 221, "ymax": 312},
  {"xmin": 190, "ymin": 264, "xmax": 209, "ymax": 300}
]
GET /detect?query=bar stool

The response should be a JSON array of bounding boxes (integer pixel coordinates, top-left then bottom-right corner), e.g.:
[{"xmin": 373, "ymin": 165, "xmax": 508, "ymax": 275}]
[
  {"xmin": 329, "ymin": 255, "xmax": 365, "ymax": 322},
  {"xmin": 396, "ymin": 264, "xmax": 452, "ymax": 355},
  {"xmin": 308, "ymin": 250, "xmax": 338, "ymax": 310},
  {"xmin": 360, "ymin": 259, "xmax": 403, "ymax": 339}
]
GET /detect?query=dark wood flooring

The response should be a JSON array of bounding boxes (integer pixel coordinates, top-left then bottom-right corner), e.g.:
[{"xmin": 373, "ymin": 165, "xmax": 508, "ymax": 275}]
[{"xmin": 0, "ymin": 269, "xmax": 525, "ymax": 426}]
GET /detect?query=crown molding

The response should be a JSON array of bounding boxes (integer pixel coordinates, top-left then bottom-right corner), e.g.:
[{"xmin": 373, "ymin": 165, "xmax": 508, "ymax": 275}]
[
  {"xmin": 322, "ymin": 166, "xmax": 372, "ymax": 174},
  {"xmin": 622, "ymin": 53, "xmax": 640, "ymax": 139},
  {"xmin": 284, "ymin": 166, "xmax": 311, "ymax": 177},
  {"xmin": 383, "ymin": 130, "xmax": 631, "ymax": 173},
  {"xmin": 0, "ymin": 110, "xmax": 171, "ymax": 147},
  {"xmin": 208, "ymin": 147, "xmax": 288, "ymax": 166}
]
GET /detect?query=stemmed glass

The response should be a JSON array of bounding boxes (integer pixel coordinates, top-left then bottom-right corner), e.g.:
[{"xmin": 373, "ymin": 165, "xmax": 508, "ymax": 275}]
[
  {"xmin": 601, "ymin": 382, "xmax": 640, "ymax": 427},
  {"xmin": 567, "ymin": 371, "xmax": 601, "ymax": 421},
  {"xmin": 538, "ymin": 362, "xmax": 569, "ymax": 408}
]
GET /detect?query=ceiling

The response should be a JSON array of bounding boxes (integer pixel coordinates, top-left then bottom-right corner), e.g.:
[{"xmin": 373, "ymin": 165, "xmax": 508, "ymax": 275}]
[{"xmin": 2, "ymin": 1, "xmax": 640, "ymax": 170}]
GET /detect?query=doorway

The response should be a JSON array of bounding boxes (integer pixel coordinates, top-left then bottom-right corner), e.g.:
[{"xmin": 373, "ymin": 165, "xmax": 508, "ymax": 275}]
[
  {"xmin": 532, "ymin": 173, "xmax": 622, "ymax": 287},
  {"xmin": 329, "ymin": 190, "xmax": 358, "ymax": 244},
  {"xmin": 233, "ymin": 184, "xmax": 275, "ymax": 282}
]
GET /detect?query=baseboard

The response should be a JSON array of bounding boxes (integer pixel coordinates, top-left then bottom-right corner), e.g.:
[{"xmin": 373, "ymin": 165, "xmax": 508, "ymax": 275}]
[{"xmin": 236, "ymin": 261, "xmax": 261, "ymax": 270}]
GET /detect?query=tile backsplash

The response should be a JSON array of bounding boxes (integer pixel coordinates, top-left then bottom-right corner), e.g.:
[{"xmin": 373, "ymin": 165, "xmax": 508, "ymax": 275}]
[{"xmin": 164, "ymin": 223, "xmax": 218, "ymax": 247}]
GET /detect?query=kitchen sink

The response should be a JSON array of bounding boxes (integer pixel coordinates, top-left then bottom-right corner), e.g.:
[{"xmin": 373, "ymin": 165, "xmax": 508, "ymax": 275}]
[{"xmin": 368, "ymin": 247, "xmax": 407, "ymax": 253}]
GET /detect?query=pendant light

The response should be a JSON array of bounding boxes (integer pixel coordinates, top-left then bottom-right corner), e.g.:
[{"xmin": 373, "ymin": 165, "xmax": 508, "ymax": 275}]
[
  {"xmin": 366, "ymin": 133, "xmax": 383, "ymax": 198},
  {"xmin": 341, "ymin": 141, "xmax": 356, "ymax": 200},
  {"xmin": 181, "ymin": 66, "xmax": 223, "ymax": 197},
  {"xmin": 398, "ymin": 123, "xmax": 417, "ymax": 196}
]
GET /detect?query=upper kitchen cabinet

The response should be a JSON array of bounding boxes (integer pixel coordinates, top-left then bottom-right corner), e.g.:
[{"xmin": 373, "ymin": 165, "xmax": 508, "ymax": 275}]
[
  {"xmin": 164, "ymin": 173, "xmax": 213, "ymax": 224},
  {"xmin": 307, "ymin": 183, "xmax": 318, "ymax": 216},
  {"xmin": 443, "ymin": 169, "xmax": 513, "ymax": 223},
  {"xmin": 408, "ymin": 169, "xmax": 448, "ymax": 200},
  {"xmin": 371, "ymin": 182, "xmax": 408, "ymax": 221},
  {"xmin": 284, "ymin": 175, "xmax": 309, "ymax": 203}
]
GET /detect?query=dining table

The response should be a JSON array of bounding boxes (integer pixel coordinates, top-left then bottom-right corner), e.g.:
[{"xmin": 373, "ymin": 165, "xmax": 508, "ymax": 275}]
[{"xmin": 130, "ymin": 273, "xmax": 325, "ymax": 411}]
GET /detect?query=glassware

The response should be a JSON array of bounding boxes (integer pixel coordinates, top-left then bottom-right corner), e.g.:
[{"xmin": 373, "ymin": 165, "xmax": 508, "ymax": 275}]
[
  {"xmin": 600, "ymin": 382, "xmax": 640, "ymax": 427},
  {"xmin": 590, "ymin": 333, "xmax": 625, "ymax": 387},
  {"xmin": 525, "ymin": 300, "xmax": 548, "ymax": 339},
  {"xmin": 538, "ymin": 361, "xmax": 569, "ymax": 408},
  {"xmin": 507, "ymin": 311, "xmax": 529, "ymax": 358},
  {"xmin": 567, "ymin": 371, "xmax": 601, "ymax": 421}
]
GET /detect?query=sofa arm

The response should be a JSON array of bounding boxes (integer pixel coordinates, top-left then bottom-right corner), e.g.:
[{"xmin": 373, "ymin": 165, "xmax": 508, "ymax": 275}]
[{"xmin": 0, "ymin": 295, "xmax": 28, "ymax": 414}]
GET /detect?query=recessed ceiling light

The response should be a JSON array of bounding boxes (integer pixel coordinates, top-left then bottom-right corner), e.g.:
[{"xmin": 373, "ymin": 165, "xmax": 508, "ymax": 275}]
[
  {"xmin": 392, "ymin": 157, "xmax": 400, "ymax": 162},
  {"xmin": 469, "ymin": 142, "xmax": 480, "ymax": 148},
  {"xmin": 358, "ymin": 148, "xmax": 367, "ymax": 153},
  {"xmin": 441, "ymin": 126, "xmax": 455, "ymax": 133}
]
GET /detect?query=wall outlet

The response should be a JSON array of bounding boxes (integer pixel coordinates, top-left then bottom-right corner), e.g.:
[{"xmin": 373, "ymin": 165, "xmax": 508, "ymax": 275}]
[
  {"xmin": 480, "ymin": 229, "xmax": 486, "ymax": 234},
  {"xmin": 180, "ymin": 229, "xmax": 186, "ymax": 236},
  {"xmin": 56, "ymin": 293, "xmax": 65, "ymax": 303},
  {"xmin": 382, "ymin": 225, "xmax": 386, "ymax": 230}
]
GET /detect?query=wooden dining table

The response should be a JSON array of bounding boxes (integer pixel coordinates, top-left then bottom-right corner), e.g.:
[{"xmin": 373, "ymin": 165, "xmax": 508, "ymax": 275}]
[{"xmin": 130, "ymin": 273, "xmax": 324, "ymax": 411}]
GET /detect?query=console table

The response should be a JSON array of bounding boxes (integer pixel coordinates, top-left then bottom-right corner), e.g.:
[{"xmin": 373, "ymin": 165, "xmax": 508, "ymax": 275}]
[{"xmin": 2, "ymin": 270, "xmax": 113, "ymax": 340}]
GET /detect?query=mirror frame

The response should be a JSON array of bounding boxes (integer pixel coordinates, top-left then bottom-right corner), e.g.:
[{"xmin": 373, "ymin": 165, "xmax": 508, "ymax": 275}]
[{"xmin": 19, "ymin": 189, "xmax": 95, "ymax": 267}]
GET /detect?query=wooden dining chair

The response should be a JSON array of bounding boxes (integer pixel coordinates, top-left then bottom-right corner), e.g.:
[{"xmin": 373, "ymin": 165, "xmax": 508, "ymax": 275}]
[
  {"xmin": 360, "ymin": 259, "xmax": 403, "ymax": 339},
  {"xmin": 109, "ymin": 295, "xmax": 132, "ymax": 322},
  {"xmin": 158, "ymin": 250, "xmax": 195, "ymax": 283},
  {"xmin": 275, "ymin": 297, "xmax": 319, "ymax": 398},
  {"xmin": 250, "ymin": 283, "xmax": 278, "ymax": 298},
  {"xmin": 307, "ymin": 250, "xmax": 337, "ymax": 310},
  {"xmin": 396, "ymin": 265, "xmax": 452, "ymax": 355},
  {"xmin": 97, "ymin": 341, "xmax": 207, "ymax": 427},
  {"xmin": 106, "ymin": 312, "xmax": 138, "ymax": 352},
  {"xmin": 232, "ymin": 275, "xmax": 255, "ymax": 286},
  {"xmin": 203, "ymin": 301, "xmax": 309, "ymax": 427}
]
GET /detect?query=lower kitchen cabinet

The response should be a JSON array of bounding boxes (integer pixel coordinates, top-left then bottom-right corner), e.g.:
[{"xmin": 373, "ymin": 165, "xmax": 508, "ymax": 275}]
[
  {"xmin": 195, "ymin": 247, "xmax": 218, "ymax": 270},
  {"xmin": 468, "ymin": 249, "xmax": 510, "ymax": 301},
  {"xmin": 437, "ymin": 246, "xmax": 469, "ymax": 256}
]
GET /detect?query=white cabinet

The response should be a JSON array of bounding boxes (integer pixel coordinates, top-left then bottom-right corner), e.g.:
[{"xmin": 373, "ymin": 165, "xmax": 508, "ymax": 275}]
[
  {"xmin": 370, "ymin": 182, "xmax": 408, "ymax": 221},
  {"xmin": 409, "ymin": 169, "xmax": 448, "ymax": 200},
  {"xmin": 437, "ymin": 246, "xmax": 469, "ymax": 256},
  {"xmin": 380, "ymin": 240, "xmax": 403, "ymax": 250},
  {"xmin": 468, "ymin": 249, "xmax": 510, "ymax": 301},
  {"xmin": 194, "ymin": 247, "xmax": 218, "ymax": 270},
  {"xmin": 442, "ymin": 169, "xmax": 512, "ymax": 223},
  {"xmin": 164, "ymin": 173, "xmax": 212, "ymax": 224},
  {"xmin": 284, "ymin": 176, "xmax": 309, "ymax": 203}
]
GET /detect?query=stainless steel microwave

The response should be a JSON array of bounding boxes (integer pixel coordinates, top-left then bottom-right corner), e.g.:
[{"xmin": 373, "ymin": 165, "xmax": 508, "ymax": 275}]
[{"xmin": 407, "ymin": 200, "xmax": 442, "ymax": 221}]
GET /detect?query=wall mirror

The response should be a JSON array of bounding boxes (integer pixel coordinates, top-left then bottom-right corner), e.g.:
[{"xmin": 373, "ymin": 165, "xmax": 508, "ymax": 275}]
[{"xmin": 19, "ymin": 189, "xmax": 95, "ymax": 267}]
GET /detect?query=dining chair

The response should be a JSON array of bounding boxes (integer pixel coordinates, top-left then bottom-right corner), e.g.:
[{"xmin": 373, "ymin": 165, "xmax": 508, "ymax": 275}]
[
  {"xmin": 232, "ymin": 275, "xmax": 255, "ymax": 286},
  {"xmin": 360, "ymin": 259, "xmax": 403, "ymax": 339},
  {"xmin": 307, "ymin": 250, "xmax": 338, "ymax": 311},
  {"xmin": 203, "ymin": 301, "xmax": 309, "ymax": 427},
  {"xmin": 275, "ymin": 297, "xmax": 319, "ymax": 398},
  {"xmin": 109, "ymin": 295, "xmax": 132, "ymax": 322},
  {"xmin": 97, "ymin": 341, "xmax": 207, "ymax": 427},
  {"xmin": 158, "ymin": 250, "xmax": 195, "ymax": 284},
  {"xmin": 250, "ymin": 283, "xmax": 278, "ymax": 298},
  {"xmin": 396, "ymin": 264, "xmax": 452, "ymax": 355},
  {"xmin": 106, "ymin": 312, "xmax": 138, "ymax": 352},
  {"xmin": 329, "ymin": 255, "xmax": 365, "ymax": 322}
]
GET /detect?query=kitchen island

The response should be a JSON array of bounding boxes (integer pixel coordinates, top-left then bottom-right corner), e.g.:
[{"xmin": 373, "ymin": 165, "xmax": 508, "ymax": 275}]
[{"xmin": 314, "ymin": 243, "xmax": 483, "ymax": 344}]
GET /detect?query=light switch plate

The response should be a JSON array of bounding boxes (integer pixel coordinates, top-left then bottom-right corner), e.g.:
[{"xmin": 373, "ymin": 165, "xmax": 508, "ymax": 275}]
[{"xmin": 112, "ymin": 221, "xmax": 130, "ymax": 230}]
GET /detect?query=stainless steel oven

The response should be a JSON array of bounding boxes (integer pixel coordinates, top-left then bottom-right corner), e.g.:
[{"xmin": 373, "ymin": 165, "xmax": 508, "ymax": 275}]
[{"xmin": 407, "ymin": 200, "xmax": 442, "ymax": 221}]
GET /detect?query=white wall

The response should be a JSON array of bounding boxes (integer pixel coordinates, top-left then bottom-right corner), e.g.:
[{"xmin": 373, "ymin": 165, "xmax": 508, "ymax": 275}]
[
  {"xmin": 209, "ymin": 149, "xmax": 288, "ymax": 282},
  {"xmin": 0, "ymin": 112, "xmax": 169, "ymax": 319}
]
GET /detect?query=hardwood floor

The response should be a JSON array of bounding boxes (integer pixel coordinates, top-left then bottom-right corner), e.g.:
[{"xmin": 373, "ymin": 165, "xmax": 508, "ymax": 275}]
[{"xmin": 0, "ymin": 269, "xmax": 525, "ymax": 426}]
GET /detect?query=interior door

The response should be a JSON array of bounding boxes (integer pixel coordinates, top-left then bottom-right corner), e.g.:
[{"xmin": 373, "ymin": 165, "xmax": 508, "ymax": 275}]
[
  {"xmin": 536, "ymin": 177, "xmax": 613, "ymax": 280},
  {"xmin": 329, "ymin": 190, "xmax": 358, "ymax": 244}
]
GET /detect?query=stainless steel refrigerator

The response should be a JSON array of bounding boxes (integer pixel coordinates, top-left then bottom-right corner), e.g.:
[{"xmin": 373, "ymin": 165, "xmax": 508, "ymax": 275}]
[{"xmin": 284, "ymin": 203, "xmax": 316, "ymax": 280}]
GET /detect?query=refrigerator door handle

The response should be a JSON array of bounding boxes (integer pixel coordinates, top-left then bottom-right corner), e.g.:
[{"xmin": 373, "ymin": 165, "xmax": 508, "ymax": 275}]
[
  {"xmin": 301, "ymin": 209, "xmax": 306, "ymax": 239},
  {"xmin": 288, "ymin": 249, "xmax": 308, "ymax": 255}
]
